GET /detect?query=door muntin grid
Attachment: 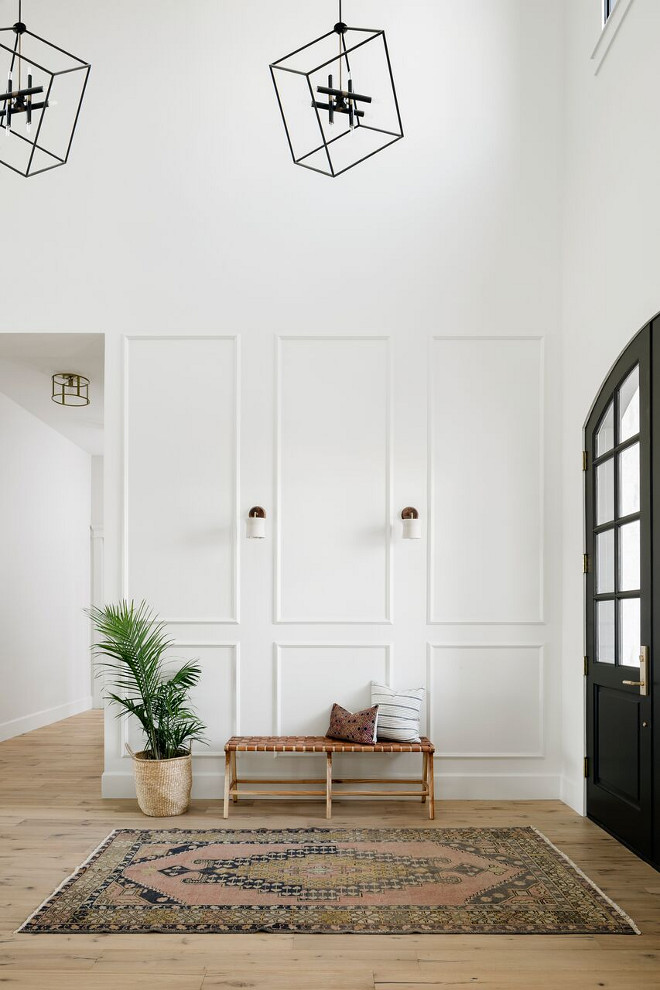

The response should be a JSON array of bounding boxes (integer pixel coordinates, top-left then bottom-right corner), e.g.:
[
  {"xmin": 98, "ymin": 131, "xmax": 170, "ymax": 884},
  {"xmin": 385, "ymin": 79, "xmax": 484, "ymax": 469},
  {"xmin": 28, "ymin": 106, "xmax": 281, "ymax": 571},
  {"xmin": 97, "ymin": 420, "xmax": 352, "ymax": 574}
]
[{"xmin": 594, "ymin": 364, "xmax": 641, "ymax": 667}]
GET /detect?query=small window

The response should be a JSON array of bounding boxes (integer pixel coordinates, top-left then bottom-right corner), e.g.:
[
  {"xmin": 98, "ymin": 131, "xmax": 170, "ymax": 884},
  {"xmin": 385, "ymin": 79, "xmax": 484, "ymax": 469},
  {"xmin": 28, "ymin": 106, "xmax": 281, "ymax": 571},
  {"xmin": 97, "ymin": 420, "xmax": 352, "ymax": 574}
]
[{"xmin": 603, "ymin": 0, "xmax": 618, "ymax": 24}]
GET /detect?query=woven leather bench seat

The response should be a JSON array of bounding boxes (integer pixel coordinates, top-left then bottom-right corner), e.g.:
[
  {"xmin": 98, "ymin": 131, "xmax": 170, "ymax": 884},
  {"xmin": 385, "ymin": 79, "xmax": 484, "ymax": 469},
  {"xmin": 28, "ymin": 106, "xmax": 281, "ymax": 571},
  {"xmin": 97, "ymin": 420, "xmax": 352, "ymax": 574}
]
[
  {"xmin": 223, "ymin": 735, "xmax": 435, "ymax": 820},
  {"xmin": 225, "ymin": 735, "xmax": 435, "ymax": 754}
]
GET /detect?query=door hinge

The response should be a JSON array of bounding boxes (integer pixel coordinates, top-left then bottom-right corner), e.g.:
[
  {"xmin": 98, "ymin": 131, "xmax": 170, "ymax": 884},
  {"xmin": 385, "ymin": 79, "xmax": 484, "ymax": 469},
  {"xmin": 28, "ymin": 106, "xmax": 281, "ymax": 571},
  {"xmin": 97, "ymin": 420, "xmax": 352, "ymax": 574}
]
[
  {"xmin": 583, "ymin": 656, "xmax": 589, "ymax": 676},
  {"xmin": 583, "ymin": 553, "xmax": 589, "ymax": 574},
  {"xmin": 582, "ymin": 450, "xmax": 588, "ymax": 471},
  {"xmin": 584, "ymin": 756, "xmax": 589, "ymax": 779}
]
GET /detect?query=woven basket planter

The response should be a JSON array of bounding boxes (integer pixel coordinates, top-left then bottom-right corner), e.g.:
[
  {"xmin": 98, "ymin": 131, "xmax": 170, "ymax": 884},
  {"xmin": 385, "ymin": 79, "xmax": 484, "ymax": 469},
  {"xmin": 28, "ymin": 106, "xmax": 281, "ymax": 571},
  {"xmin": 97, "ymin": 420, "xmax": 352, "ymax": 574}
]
[{"xmin": 130, "ymin": 750, "xmax": 192, "ymax": 817}]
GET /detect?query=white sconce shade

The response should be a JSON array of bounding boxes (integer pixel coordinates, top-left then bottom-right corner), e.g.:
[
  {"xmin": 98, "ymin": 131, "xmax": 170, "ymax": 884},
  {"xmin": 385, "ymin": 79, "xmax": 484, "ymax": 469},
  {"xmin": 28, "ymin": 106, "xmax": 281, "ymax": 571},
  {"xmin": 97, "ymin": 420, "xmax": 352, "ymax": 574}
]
[
  {"xmin": 247, "ymin": 506, "xmax": 266, "ymax": 539},
  {"xmin": 401, "ymin": 507, "xmax": 421, "ymax": 539}
]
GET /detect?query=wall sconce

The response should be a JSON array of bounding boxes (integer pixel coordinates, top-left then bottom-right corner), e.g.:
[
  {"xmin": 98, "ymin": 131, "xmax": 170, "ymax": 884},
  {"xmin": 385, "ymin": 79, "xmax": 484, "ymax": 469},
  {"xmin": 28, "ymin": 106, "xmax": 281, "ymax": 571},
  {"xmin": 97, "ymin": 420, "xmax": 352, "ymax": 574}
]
[
  {"xmin": 401, "ymin": 507, "xmax": 421, "ymax": 540},
  {"xmin": 247, "ymin": 507, "xmax": 266, "ymax": 539}
]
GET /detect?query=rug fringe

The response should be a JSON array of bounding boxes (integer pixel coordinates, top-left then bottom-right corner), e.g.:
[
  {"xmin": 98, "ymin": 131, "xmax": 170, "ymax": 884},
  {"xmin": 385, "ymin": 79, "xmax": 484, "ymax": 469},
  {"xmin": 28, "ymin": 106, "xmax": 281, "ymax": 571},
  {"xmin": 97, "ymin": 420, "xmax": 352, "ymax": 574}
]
[
  {"xmin": 531, "ymin": 827, "xmax": 640, "ymax": 935},
  {"xmin": 14, "ymin": 829, "xmax": 120, "ymax": 934}
]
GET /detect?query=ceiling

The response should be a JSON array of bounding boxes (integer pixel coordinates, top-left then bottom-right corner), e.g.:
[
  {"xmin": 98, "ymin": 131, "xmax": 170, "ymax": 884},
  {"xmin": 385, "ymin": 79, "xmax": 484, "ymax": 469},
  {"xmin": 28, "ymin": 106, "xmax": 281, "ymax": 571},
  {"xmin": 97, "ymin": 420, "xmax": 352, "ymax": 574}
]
[{"xmin": 0, "ymin": 333, "xmax": 104, "ymax": 456}]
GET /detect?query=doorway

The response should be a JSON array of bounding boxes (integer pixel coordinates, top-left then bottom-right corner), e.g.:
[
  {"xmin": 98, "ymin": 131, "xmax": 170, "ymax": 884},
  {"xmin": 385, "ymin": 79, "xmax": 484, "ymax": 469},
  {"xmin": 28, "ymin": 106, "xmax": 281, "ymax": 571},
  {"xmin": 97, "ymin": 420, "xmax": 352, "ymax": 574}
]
[
  {"xmin": 584, "ymin": 319, "xmax": 657, "ymax": 868},
  {"xmin": 0, "ymin": 333, "xmax": 105, "ymax": 736}
]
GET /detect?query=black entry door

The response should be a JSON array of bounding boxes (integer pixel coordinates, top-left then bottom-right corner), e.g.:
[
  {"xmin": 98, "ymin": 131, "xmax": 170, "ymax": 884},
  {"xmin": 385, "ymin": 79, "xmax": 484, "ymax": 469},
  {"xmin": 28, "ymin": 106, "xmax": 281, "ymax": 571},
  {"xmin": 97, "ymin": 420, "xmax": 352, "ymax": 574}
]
[{"xmin": 585, "ymin": 325, "xmax": 654, "ymax": 864}]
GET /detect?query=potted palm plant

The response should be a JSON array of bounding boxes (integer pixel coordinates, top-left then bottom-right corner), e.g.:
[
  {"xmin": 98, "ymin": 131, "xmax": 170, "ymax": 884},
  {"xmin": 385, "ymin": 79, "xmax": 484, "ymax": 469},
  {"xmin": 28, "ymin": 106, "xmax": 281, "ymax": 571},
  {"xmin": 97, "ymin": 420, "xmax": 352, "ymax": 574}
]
[{"xmin": 88, "ymin": 600, "xmax": 207, "ymax": 817}]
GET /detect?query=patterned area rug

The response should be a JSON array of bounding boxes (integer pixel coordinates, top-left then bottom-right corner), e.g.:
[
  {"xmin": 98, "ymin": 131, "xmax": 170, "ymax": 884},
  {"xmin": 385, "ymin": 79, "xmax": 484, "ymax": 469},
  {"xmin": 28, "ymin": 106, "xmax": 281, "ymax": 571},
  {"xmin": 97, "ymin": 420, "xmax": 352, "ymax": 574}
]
[{"xmin": 18, "ymin": 826, "xmax": 639, "ymax": 935}]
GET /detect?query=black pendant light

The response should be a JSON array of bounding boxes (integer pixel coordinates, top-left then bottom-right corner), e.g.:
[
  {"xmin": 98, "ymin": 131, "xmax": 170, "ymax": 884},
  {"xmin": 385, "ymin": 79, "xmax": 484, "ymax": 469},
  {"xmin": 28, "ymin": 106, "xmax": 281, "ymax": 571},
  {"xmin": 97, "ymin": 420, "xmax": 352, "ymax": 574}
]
[
  {"xmin": 0, "ymin": 1, "xmax": 90, "ymax": 177},
  {"xmin": 270, "ymin": 1, "xmax": 403, "ymax": 178}
]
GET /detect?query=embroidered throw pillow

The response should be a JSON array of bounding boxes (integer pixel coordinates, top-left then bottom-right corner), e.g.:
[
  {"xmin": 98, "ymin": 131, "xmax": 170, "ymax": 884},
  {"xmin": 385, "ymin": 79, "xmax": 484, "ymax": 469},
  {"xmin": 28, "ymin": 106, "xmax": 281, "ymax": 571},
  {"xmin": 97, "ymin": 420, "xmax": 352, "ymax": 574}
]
[
  {"xmin": 326, "ymin": 703, "xmax": 379, "ymax": 745},
  {"xmin": 371, "ymin": 682, "xmax": 424, "ymax": 743}
]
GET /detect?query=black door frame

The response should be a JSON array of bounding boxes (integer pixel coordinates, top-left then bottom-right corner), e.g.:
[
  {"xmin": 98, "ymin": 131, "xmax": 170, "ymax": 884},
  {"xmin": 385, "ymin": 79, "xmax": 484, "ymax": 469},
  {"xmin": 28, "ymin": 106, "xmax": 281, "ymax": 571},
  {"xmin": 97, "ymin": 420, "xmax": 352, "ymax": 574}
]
[
  {"xmin": 652, "ymin": 314, "xmax": 660, "ymax": 869},
  {"xmin": 583, "ymin": 315, "xmax": 658, "ymax": 870}
]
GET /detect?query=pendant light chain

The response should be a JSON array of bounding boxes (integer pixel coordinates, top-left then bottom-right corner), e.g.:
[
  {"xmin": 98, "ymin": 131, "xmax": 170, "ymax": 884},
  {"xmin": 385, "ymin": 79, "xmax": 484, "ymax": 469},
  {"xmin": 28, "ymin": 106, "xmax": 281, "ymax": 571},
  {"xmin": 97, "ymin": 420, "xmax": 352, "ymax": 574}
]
[
  {"xmin": 338, "ymin": 0, "xmax": 343, "ymax": 91},
  {"xmin": 8, "ymin": 1, "xmax": 24, "ymax": 88},
  {"xmin": 17, "ymin": 0, "xmax": 22, "ymax": 93}
]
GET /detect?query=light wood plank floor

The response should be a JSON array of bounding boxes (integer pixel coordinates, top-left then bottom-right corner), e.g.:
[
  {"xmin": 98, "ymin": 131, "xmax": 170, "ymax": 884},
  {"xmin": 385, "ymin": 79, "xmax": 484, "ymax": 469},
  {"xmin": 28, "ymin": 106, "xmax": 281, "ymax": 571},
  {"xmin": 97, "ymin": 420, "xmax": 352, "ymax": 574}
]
[{"xmin": 0, "ymin": 711, "xmax": 658, "ymax": 989}]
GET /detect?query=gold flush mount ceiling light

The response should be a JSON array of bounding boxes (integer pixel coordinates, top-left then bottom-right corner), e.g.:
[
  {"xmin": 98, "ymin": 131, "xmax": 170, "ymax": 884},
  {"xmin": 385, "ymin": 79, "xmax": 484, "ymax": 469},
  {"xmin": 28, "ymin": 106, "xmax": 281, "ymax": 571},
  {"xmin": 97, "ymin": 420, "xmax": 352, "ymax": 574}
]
[{"xmin": 51, "ymin": 372, "xmax": 90, "ymax": 407}]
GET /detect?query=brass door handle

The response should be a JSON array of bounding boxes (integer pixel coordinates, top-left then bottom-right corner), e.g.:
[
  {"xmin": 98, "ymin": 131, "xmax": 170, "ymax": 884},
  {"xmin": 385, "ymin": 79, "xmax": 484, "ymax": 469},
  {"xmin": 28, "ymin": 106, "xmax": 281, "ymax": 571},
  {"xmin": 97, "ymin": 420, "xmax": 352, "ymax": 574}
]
[{"xmin": 622, "ymin": 647, "xmax": 649, "ymax": 696}]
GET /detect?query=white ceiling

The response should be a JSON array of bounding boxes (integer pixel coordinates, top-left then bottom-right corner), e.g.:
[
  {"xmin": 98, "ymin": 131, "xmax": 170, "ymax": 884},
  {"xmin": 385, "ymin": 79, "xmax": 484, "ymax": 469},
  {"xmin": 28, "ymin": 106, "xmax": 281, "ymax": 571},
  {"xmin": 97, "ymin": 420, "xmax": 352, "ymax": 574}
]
[{"xmin": 0, "ymin": 334, "xmax": 104, "ymax": 456}]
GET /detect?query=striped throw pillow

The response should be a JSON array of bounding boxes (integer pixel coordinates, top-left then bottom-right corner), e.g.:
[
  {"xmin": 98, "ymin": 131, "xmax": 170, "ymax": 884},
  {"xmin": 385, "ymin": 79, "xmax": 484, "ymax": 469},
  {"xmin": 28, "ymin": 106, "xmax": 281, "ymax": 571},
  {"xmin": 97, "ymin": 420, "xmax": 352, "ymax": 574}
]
[{"xmin": 371, "ymin": 682, "xmax": 424, "ymax": 743}]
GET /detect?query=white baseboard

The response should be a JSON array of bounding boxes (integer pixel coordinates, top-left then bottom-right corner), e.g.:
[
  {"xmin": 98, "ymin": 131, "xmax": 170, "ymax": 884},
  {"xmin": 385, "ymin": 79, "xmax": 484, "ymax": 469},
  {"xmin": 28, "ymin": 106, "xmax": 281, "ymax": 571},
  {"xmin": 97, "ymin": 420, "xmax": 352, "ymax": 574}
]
[
  {"xmin": 560, "ymin": 774, "xmax": 585, "ymax": 816},
  {"xmin": 436, "ymin": 773, "xmax": 560, "ymax": 800},
  {"xmin": 102, "ymin": 771, "xmax": 561, "ymax": 801},
  {"xmin": 0, "ymin": 696, "xmax": 93, "ymax": 743}
]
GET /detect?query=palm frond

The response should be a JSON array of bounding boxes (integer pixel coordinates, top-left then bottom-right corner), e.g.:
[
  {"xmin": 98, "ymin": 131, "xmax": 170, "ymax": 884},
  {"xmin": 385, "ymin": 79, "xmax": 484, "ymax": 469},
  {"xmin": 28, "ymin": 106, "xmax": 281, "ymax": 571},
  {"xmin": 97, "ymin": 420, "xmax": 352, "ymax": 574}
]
[{"xmin": 87, "ymin": 600, "xmax": 208, "ymax": 760}]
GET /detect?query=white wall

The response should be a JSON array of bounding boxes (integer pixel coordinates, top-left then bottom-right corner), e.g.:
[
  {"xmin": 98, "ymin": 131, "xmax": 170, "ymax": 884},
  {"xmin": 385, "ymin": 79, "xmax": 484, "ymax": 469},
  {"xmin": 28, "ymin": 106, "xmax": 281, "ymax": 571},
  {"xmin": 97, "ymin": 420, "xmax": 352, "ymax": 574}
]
[
  {"xmin": 91, "ymin": 455, "xmax": 104, "ymax": 707},
  {"xmin": 75, "ymin": 0, "xmax": 565, "ymax": 799},
  {"xmin": 0, "ymin": 392, "xmax": 92, "ymax": 741},
  {"xmin": 0, "ymin": 1, "xmax": 566, "ymax": 797},
  {"xmin": 7, "ymin": 1, "xmax": 657, "ymax": 811},
  {"xmin": 560, "ymin": 0, "xmax": 660, "ymax": 812}
]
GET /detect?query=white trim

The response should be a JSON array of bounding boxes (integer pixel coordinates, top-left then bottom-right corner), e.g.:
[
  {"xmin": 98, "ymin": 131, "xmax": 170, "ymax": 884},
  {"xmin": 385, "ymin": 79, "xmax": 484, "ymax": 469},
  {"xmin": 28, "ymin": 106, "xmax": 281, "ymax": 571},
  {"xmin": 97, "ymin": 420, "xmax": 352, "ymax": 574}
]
[
  {"xmin": 0, "ymin": 695, "xmax": 93, "ymax": 743},
  {"xmin": 101, "ymin": 769, "xmax": 561, "ymax": 800},
  {"xmin": 273, "ymin": 642, "xmax": 393, "ymax": 735},
  {"xmin": 15, "ymin": 829, "xmax": 120, "ymax": 933},
  {"xmin": 591, "ymin": 0, "xmax": 636, "ymax": 75},
  {"xmin": 274, "ymin": 335, "xmax": 393, "ymax": 625},
  {"xmin": 532, "ymin": 828, "xmax": 640, "ymax": 935},
  {"xmin": 427, "ymin": 335, "xmax": 545, "ymax": 625},
  {"xmin": 160, "ymin": 618, "xmax": 240, "ymax": 626},
  {"xmin": 121, "ymin": 334, "xmax": 241, "ymax": 624},
  {"xmin": 426, "ymin": 643, "xmax": 545, "ymax": 758},
  {"xmin": 435, "ymin": 772, "xmax": 558, "ymax": 800},
  {"xmin": 560, "ymin": 773, "xmax": 586, "ymax": 816},
  {"xmin": 119, "ymin": 642, "xmax": 240, "ymax": 760},
  {"xmin": 423, "ymin": 621, "xmax": 546, "ymax": 627}
]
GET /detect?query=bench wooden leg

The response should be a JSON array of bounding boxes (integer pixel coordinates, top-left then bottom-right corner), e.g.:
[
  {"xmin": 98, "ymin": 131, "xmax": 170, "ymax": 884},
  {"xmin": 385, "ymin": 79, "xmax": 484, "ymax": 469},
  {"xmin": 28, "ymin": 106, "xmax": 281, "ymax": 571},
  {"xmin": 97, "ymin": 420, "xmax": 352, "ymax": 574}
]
[
  {"xmin": 223, "ymin": 750, "xmax": 231, "ymax": 819},
  {"xmin": 326, "ymin": 752, "xmax": 333, "ymax": 819},
  {"xmin": 231, "ymin": 751, "xmax": 238, "ymax": 803},
  {"xmin": 422, "ymin": 752, "xmax": 428, "ymax": 803},
  {"xmin": 427, "ymin": 751, "xmax": 435, "ymax": 820}
]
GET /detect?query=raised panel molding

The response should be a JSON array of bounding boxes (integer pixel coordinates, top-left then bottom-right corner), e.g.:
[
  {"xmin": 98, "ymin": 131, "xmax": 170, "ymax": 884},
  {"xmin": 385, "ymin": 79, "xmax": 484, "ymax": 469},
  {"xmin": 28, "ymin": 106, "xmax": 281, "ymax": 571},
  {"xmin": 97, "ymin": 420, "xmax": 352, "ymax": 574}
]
[
  {"xmin": 121, "ymin": 642, "xmax": 240, "ymax": 760},
  {"xmin": 122, "ymin": 335, "xmax": 240, "ymax": 624},
  {"xmin": 273, "ymin": 643, "xmax": 392, "ymax": 735},
  {"xmin": 427, "ymin": 336, "xmax": 545, "ymax": 625},
  {"xmin": 275, "ymin": 336, "xmax": 392, "ymax": 624},
  {"xmin": 426, "ymin": 643, "xmax": 545, "ymax": 758}
]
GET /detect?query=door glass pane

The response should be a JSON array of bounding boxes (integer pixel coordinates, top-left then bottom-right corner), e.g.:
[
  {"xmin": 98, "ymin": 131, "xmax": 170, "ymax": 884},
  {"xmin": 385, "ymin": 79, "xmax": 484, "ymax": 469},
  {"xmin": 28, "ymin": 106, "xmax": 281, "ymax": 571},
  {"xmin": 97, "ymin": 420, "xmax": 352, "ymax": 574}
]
[
  {"xmin": 596, "ymin": 600, "xmax": 615, "ymax": 663},
  {"xmin": 596, "ymin": 402, "xmax": 615, "ymax": 456},
  {"xmin": 618, "ymin": 443, "xmax": 640, "ymax": 517},
  {"xmin": 596, "ymin": 458, "xmax": 614, "ymax": 524},
  {"xmin": 619, "ymin": 520, "xmax": 640, "ymax": 592},
  {"xmin": 596, "ymin": 529, "xmax": 614, "ymax": 594},
  {"xmin": 618, "ymin": 366, "xmax": 640, "ymax": 443},
  {"xmin": 619, "ymin": 598, "xmax": 640, "ymax": 667}
]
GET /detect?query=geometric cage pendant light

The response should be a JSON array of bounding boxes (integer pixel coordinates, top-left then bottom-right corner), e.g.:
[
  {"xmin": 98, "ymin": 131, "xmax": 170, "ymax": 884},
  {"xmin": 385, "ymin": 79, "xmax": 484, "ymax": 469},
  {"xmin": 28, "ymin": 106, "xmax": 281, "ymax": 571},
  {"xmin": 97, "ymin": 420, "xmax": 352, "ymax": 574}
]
[
  {"xmin": 0, "ymin": 1, "xmax": 90, "ymax": 177},
  {"xmin": 270, "ymin": 1, "xmax": 403, "ymax": 178},
  {"xmin": 51, "ymin": 373, "xmax": 90, "ymax": 407}
]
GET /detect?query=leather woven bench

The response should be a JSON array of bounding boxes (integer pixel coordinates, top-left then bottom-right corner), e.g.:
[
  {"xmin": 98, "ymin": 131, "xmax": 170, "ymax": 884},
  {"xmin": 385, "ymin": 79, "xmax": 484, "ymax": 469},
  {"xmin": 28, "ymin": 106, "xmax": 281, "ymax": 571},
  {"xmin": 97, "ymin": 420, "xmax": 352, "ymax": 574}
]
[{"xmin": 223, "ymin": 735, "xmax": 435, "ymax": 820}]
